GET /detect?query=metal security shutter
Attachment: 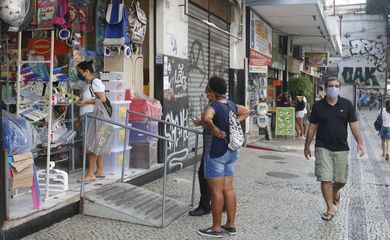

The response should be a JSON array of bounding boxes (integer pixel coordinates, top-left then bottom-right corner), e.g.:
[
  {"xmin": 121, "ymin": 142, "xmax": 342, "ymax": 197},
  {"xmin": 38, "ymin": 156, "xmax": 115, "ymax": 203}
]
[
  {"xmin": 187, "ymin": 3, "xmax": 230, "ymax": 149},
  {"xmin": 188, "ymin": 4, "xmax": 210, "ymax": 149},
  {"xmin": 209, "ymin": 15, "xmax": 229, "ymax": 82}
]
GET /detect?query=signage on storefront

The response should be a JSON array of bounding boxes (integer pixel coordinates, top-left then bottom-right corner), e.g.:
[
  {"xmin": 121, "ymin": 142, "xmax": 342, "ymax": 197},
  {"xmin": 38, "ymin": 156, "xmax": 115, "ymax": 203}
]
[
  {"xmin": 304, "ymin": 52, "xmax": 328, "ymax": 67},
  {"xmin": 27, "ymin": 38, "xmax": 69, "ymax": 56},
  {"xmin": 287, "ymin": 56, "xmax": 301, "ymax": 74},
  {"xmin": 249, "ymin": 10, "xmax": 272, "ymax": 72},
  {"xmin": 275, "ymin": 107, "xmax": 295, "ymax": 136}
]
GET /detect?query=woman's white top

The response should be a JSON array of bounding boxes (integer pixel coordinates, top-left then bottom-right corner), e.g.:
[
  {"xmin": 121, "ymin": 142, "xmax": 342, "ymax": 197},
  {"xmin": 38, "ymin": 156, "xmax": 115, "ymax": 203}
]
[
  {"xmin": 80, "ymin": 78, "xmax": 105, "ymax": 116},
  {"xmin": 380, "ymin": 108, "xmax": 390, "ymax": 128}
]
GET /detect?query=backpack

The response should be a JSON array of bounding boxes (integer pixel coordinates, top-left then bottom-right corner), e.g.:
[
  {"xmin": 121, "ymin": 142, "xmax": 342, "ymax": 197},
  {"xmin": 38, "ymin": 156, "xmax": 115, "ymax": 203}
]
[
  {"xmin": 127, "ymin": 1, "xmax": 147, "ymax": 45},
  {"xmin": 295, "ymin": 100, "xmax": 305, "ymax": 111},
  {"xmin": 103, "ymin": 0, "xmax": 130, "ymax": 46},
  {"xmin": 374, "ymin": 108, "xmax": 383, "ymax": 131},
  {"xmin": 89, "ymin": 79, "xmax": 113, "ymax": 117},
  {"xmin": 225, "ymin": 101, "xmax": 244, "ymax": 151}
]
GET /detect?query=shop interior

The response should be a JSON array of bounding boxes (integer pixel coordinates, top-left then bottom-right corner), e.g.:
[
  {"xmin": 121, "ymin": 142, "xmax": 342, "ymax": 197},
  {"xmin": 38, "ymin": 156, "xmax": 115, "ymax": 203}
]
[{"xmin": 1, "ymin": 0, "xmax": 161, "ymax": 221}]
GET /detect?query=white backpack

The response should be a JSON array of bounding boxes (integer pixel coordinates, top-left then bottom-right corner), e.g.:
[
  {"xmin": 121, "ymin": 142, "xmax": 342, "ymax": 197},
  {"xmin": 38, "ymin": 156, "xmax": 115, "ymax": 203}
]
[
  {"xmin": 226, "ymin": 102, "xmax": 244, "ymax": 151},
  {"xmin": 127, "ymin": 1, "xmax": 147, "ymax": 45}
]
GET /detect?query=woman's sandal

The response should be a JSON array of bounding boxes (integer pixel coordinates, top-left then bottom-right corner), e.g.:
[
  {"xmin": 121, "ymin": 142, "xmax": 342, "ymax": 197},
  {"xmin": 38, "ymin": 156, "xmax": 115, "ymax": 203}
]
[{"xmin": 321, "ymin": 213, "xmax": 334, "ymax": 221}]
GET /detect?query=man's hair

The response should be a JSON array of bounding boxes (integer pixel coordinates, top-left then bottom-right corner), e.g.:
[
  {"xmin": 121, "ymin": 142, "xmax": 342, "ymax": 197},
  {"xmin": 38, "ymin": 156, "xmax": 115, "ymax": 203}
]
[
  {"xmin": 208, "ymin": 76, "xmax": 227, "ymax": 95},
  {"xmin": 325, "ymin": 77, "xmax": 341, "ymax": 88}
]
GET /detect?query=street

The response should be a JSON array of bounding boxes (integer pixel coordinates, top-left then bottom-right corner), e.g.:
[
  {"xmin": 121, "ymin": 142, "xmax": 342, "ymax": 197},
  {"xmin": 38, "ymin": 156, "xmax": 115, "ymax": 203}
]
[{"xmin": 23, "ymin": 109, "xmax": 390, "ymax": 240}]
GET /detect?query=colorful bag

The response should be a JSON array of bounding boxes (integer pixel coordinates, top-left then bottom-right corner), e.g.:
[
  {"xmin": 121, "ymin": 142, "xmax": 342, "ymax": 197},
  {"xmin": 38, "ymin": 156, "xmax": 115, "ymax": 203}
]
[
  {"xmin": 52, "ymin": 0, "xmax": 68, "ymax": 28},
  {"xmin": 127, "ymin": 0, "xmax": 147, "ymax": 45},
  {"xmin": 103, "ymin": 0, "xmax": 130, "ymax": 46}
]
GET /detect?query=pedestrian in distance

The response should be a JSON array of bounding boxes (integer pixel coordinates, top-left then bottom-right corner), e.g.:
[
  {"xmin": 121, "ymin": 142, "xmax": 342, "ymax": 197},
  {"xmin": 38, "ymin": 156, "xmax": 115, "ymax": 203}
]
[
  {"xmin": 198, "ymin": 76, "xmax": 249, "ymax": 238},
  {"xmin": 294, "ymin": 95, "xmax": 305, "ymax": 139},
  {"xmin": 189, "ymin": 86, "xmax": 214, "ymax": 217},
  {"xmin": 379, "ymin": 100, "xmax": 390, "ymax": 160},
  {"xmin": 304, "ymin": 77, "xmax": 365, "ymax": 221}
]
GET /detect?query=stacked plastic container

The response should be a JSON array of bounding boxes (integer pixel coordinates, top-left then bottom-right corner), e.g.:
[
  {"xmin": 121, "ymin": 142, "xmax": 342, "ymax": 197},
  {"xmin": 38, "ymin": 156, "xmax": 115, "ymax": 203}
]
[
  {"xmin": 128, "ymin": 97, "xmax": 162, "ymax": 169},
  {"xmin": 100, "ymin": 71, "xmax": 131, "ymax": 174}
]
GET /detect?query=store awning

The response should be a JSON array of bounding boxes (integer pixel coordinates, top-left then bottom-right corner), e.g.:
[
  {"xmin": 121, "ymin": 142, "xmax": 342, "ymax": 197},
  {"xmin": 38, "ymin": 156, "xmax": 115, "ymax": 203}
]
[{"xmin": 246, "ymin": 0, "xmax": 337, "ymax": 53}]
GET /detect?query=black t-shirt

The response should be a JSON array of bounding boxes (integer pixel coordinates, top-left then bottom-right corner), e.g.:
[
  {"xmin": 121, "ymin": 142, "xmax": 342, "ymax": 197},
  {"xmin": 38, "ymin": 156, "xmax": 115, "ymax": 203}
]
[{"xmin": 310, "ymin": 97, "xmax": 357, "ymax": 151}]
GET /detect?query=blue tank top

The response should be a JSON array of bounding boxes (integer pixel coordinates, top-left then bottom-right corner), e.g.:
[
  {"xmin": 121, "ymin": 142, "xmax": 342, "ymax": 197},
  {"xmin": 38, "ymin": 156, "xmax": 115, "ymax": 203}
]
[{"xmin": 209, "ymin": 101, "xmax": 237, "ymax": 158}]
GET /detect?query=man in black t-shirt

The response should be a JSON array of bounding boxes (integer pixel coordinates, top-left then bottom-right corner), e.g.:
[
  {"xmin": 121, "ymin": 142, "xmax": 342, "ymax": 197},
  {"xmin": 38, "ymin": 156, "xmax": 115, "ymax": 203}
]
[{"xmin": 304, "ymin": 77, "xmax": 365, "ymax": 221}]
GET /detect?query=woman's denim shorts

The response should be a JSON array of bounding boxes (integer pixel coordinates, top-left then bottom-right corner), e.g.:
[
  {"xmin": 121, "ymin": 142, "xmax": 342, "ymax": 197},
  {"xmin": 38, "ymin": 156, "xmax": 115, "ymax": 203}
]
[
  {"xmin": 380, "ymin": 126, "xmax": 390, "ymax": 140},
  {"xmin": 204, "ymin": 150, "xmax": 239, "ymax": 179}
]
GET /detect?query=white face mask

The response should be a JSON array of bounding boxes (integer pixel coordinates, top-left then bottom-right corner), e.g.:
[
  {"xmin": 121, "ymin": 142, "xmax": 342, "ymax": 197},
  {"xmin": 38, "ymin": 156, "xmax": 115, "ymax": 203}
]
[{"xmin": 326, "ymin": 87, "xmax": 340, "ymax": 99}]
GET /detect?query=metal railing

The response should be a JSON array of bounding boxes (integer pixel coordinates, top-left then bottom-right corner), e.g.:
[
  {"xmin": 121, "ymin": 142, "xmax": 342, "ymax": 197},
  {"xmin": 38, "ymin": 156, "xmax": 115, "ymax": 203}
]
[
  {"xmin": 127, "ymin": 110, "xmax": 203, "ymax": 208},
  {"xmin": 80, "ymin": 113, "xmax": 174, "ymax": 227}
]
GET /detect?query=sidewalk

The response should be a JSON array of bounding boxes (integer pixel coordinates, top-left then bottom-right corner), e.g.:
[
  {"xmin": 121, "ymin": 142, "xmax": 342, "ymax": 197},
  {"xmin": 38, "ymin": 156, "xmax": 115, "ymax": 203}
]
[{"xmin": 22, "ymin": 110, "xmax": 390, "ymax": 240}]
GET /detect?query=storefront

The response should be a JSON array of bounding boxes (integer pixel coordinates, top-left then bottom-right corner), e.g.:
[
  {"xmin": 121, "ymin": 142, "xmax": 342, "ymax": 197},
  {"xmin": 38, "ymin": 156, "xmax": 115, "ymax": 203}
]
[{"xmin": 1, "ymin": 0, "xmax": 160, "ymax": 237}]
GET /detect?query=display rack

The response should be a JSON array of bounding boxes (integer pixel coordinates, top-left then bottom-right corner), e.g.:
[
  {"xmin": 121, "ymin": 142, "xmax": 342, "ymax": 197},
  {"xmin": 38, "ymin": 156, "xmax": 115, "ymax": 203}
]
[{"xmin": 16, "ymin": 30, "xmax": 57, "ymax": 200}]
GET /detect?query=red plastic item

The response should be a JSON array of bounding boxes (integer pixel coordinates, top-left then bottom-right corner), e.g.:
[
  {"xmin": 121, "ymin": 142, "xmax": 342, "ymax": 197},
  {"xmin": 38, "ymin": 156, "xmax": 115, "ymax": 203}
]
[
  {"xmin": 125, "ymin": 89, "xmax": 132, "ymax": 100},
  {"xmin": 129, "ymin": 98, "xmax": 162, "ymax": 121}
]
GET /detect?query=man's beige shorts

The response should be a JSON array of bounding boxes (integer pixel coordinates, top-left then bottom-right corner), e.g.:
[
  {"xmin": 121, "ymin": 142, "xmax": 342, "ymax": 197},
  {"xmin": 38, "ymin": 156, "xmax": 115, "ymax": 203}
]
[{"xmin": 314, "ymin": 147, "xmax": 349, "ymax": 183}]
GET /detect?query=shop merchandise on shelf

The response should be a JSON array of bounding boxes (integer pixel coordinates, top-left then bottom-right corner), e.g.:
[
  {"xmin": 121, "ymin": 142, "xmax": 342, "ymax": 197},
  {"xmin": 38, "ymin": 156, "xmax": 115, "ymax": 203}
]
[
  {"xmin": 37, "ymin": 161, "xmax": 69, "ymax": 194},
  {"xmin": 126, "ymin": 91, "xmax": 162, "ymax": 170},
  {"xmin": 98, "ymin": 71, "xmax": 131, "ymax": 173}
]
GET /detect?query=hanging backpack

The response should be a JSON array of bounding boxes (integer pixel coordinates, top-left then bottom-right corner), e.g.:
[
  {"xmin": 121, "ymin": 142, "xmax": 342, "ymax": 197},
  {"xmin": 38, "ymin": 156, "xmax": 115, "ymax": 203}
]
[
  {"xmin": 103, "ymin": 0, "xmax": 130, "ymax": 46},
  {"xmin": 127, "ymin": 1, "xmax": 147, "ymax": 45},
  {"xmin": 225, "ymin": 101, "xmax": 244, "ymax": 151}
]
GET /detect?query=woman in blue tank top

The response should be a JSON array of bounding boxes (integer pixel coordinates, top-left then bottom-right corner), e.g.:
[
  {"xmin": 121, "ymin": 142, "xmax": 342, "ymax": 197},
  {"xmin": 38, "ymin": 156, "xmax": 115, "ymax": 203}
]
[{"xmin": 198, "ymin": 77, "xmax": 250, "ymax": 238}]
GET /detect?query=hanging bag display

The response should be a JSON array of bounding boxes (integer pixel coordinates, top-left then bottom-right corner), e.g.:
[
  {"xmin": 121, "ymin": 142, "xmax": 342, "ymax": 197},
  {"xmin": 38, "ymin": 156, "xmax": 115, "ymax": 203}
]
[
  {"xmin": 225, "ymin": 101, "xmax": 244, "ymax": 151},
  {"xmin": 127, "ymin": 0, "xmax": 147, "ymax": 45},
  {"xmin": 103, "ymin": 0, "xmax": 130, "ymax": 46},
  {"xmin": 374, "ymin": 108, "xmax": 383, "ymax": 131},
  {"xmin": 89, "ymin": 79, "xmax": 113, "ymax": 117}
]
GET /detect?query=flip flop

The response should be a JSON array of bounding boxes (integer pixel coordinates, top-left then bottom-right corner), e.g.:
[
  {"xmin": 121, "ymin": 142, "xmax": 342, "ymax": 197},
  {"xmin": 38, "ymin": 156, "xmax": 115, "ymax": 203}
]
[
  {"xmin": 77, "ymin": 178, "xmax": 96, "ymax": 183},
  {"xmin": 96, "ymin": 175, "xmax": 106, "ymax": 179},
  {"xmin": 333, "ymin": 193, "xmax": 340, "ymax": 205},
  {"xmin": 321, "ymin": 213, "xmax": 334, "ymax": 221}
]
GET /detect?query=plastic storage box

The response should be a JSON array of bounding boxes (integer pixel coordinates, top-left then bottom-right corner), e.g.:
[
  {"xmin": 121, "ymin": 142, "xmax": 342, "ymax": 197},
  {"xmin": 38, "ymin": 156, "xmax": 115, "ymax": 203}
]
[
  {"xmin": 110, "ymin": 126, "xmax": 128, "ymax": 149},
  {"xmin": 111, "ymin": 101, "xmax": 131, "ymax": 124},
  {"xmin": 129, "ymin": 121, "xmax": 159, "ymax": 143},
  {"xmin": 104, "ymin": 147, "xmax": 131, "ymax": 174},
  {"xmin": 106, "ymin": 90, "xmax": 125, "ymax": 102},
  {"xmin": 102, "ymin": 80, "xmax": 125, "ymax": 91},
  {"xmin": 100, "ymin": 71, "xmax": 124, "ymax": 81},
  {"xmin": 130, "ymin": 141, "xmax": 158, "ymax": 169}
]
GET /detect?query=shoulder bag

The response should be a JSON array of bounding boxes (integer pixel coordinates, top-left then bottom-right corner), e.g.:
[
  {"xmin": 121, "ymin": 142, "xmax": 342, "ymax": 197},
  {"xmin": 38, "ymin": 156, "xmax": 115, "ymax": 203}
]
[
  {"xmin": 374, "ymin": 108, "xmax": 383, "ymax": 131},
  {"xmin": 89, "ymin": 79, "xmax": 113, "ymax": 117}
]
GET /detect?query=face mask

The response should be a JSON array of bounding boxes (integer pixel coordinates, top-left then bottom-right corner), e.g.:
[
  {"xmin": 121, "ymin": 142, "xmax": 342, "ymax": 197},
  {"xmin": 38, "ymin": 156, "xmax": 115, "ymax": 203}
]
[
  {"xmin": 78, "ymin": 72, "xmax": 86, "ymax": 81},
  {"xmin": 326, "ymin": 87, "xmax": 340, "ymax": 99}
]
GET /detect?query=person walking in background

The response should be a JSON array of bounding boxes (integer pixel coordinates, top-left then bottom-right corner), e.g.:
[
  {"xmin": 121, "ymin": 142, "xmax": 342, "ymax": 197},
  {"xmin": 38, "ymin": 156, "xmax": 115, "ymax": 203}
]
[
  {"xmin": 189, "ymin": 86, "xmax": 215, "ymax": 216},
  {"xmin": 294, "ymin": 95, "xmax": 305, "ymax": 139},
  {"xmin": 299, "ymin": 90, "xmax": 309, "ymax": 137},
  {"xmin": 379, "ymin": 100, "xmax": 390, "ymax": 160},
  {"xmin": 369, "ymin": 93, "xmax": 376, "ymax": 111},
  {"xmin": 198, "ymin": 77, "xmax": 249, "ymax": 238},
  {"xmin": 304, "ymin": 77, "xmax": 365, "ymax": 221}
]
